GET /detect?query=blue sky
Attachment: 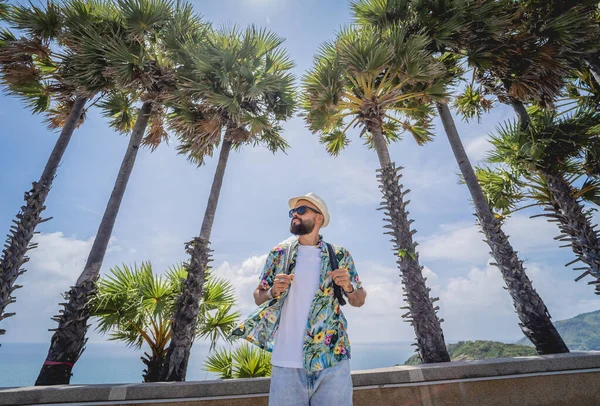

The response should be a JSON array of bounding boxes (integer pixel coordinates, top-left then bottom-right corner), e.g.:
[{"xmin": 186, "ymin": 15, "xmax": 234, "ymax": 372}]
[{"xmin": 1, "ymin": 0, "xmax": 599, "ymax": 354}]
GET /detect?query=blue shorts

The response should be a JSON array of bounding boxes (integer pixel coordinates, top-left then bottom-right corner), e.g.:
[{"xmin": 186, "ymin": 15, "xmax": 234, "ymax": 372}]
[{"xmin": 268, "ymin": 360, "xmax": 352, "ymax": 406}]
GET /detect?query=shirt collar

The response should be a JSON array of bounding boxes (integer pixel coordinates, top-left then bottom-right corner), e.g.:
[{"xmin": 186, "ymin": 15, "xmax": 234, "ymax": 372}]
[{"xmin": 292, "ymin": 235, "xmax": 329, "ymax": 260}]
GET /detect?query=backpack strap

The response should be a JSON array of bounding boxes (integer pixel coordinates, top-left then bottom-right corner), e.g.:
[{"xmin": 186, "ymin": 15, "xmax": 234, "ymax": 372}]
[
  {"xmin": 267, "ymin": 239, "xmax": 298, "ymax": 307},
  {"xmin": 326, "ymin": 243, "xmax": 347, "ymax": 306},
  {"xmin": 284, "ymin": 239, "xmax": 298, "ymax": 275}
]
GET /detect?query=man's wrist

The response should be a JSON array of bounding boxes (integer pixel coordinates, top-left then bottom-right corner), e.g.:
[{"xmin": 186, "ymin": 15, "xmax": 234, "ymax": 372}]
[
  {"xmin": 343, "ymin": 284, "xmax": 355, "ymax": 294},
  {"xmin": 267, "ymin": 287, "xmax": 275, "ymax": 299}
]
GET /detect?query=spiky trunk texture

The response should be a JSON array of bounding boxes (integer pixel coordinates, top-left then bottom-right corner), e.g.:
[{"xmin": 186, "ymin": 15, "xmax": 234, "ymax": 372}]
[
  {"xmin": 35, "ymin": 101, "xmax": 152, "ymax": 385},
  {"xmin": 34, "ymin": 280, "xmax": 95, "ymax": 385},
  {"xmin": 437, "ymin": 102, "xmax": 569, "ymax": 354},
  {"xmin": 370, "ymin": 122, "xmax": 450, "ymax": 363},
  {"xmin": 159, "ymin": 139, "xmax": 232, "ymax": 381},
  {"xmin": 142, "ymin": 351, "xmax": 164, "ymax": 382},
  {"xmin": 0, "ymin": 96, "xmax": 87, "ymax": 334},
  {"xmin": 539, "ymin": 168, "xmax": 600, "ymax": 292},
  {"xmin": 509, "ymin": 100, "xmax": 600, "ymax": 293}
]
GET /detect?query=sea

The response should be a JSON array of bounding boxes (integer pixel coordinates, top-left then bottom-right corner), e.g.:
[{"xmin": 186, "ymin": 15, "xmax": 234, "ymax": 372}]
[{"xmin": 0, "ymin": 341, "xmax": 416, "ymax": 388}]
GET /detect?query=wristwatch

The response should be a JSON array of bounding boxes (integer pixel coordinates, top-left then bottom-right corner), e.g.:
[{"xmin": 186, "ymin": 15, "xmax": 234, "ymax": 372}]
[
  {"xmin": 267, "ymin": 287, "xmax": 274, "ymax": 299},
  {"xmin": 343, "ymin": 284, "xmax": 355, "ymax": 295}
]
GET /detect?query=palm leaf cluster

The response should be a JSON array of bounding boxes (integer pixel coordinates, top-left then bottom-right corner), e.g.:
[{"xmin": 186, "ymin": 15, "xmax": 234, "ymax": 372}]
[
  {"xmin": 303, "ymin": 21, "xmax": 451, "ymax": 363},
  {"xmin": 1, "ymin": 0, "xmax": 600, "ymax": 385},
  {"xmin": 160, "ymin": 24, "xmax": 296, "ymax": 382},
  {"xmin": 203, "ymin": 342, "xmax": 272, "ymax": 380},
  {"xmin": 0, "ymin": 0, "xmax": 293, "ymax": 385},
  {"xmin": 479, "ymin": 109, "xmax": 600, "ymax": 288},
  {"xmin": 91, "ymin": 263, "xmax": 239, "ymax": 382}
]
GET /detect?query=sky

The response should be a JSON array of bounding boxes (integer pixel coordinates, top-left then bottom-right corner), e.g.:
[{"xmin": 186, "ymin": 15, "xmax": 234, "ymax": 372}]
[{"xmin": 1, "ymin": 0, "xmax": 599, "ymax": 354}]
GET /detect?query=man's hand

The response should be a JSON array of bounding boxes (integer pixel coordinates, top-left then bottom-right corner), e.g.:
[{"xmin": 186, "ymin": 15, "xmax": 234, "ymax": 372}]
[
  {"xmin": 271, "ymin": 273, "xmax": 295, "ymax": 296},
  {"xmin": 327, "ymin": 268, "xmax": 353, "ymax": 293}
]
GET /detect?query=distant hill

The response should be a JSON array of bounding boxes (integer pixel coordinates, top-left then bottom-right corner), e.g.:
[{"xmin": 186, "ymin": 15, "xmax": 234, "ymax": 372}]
[
  {"xmin": 403, "ymin": 340, "xmax": 537, "ymax": 365},
  {"xmin": 403, "ymin": 310, "xmax": 600, "ymax": 365},
  {"xmin": 516, "ymin": 309, "xmax": 600, "ymax": 351}
]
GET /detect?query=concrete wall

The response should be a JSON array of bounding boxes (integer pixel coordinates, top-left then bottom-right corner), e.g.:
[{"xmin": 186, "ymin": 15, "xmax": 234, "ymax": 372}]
[{"xmin": 2, "ymin": 352, "xmax": 600, "ymax": 406}]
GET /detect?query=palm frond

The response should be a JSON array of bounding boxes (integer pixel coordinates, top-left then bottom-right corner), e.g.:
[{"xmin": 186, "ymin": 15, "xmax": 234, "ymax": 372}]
[
  {"xmin": 143, "ymin": 104, "xmax": 169, "ymax": 150},
  {"xmin": 196, "ymin": 303, "xmax": 240, "ymax": 351},
  {"xmin": 453, "ymin": 84, "xmax": 494, "ymax": 122},
  {"xmin": 8, "ymin": 1, "xmax": 62, "ymax": 42},
  {"xmin": 231, "ymin": 343, "xmax": 272, "ymax": 378},
  {"xmin": 98, "ymin": 91, "xmax": 137, "ymax": 133},
  {"xmin": 46, "ymin": 97, "xmax": 87, "ymax": 129},
  {"xmin": 475, "ymin": 166, "xmax": 527, "ymax": 215},
  {"xmin": 118, "ymin": 0, "xmax": 174, "ymax": 40},
  {"xmin": 203, "ymin": 347, "xmax": 233, "ymax": 379}
]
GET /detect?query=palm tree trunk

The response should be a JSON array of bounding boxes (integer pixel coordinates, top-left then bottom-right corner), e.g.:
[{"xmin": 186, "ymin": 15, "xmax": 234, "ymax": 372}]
[
  {"xmin": 142, "ymin": 351, "xmax": 164, "ymax": 382},
  {"xmin": 370, "ymin": 120, "xmax": 450, "ymax": 363},
  {"xmin": 0, "ymin": 96, "xmax": 87, "ymax": 335},
  {"xmin": 35, "ymin": 101, "xmax": 153, "ymax": 386},
  {"xmin": 508, "ymin": 100, "xmax": 600, "ymax": 292},
  {"xmin": 437, "ymin": 102, "xmax": 569, "ymax": 354},
  {"xmin": 584, "ymin": 57, "xmax": 600, "ymax": 88},
  {"xmin": 511, "ymin": 99, "xmax": 530, "ymax": 129},
  {"xmin": 539, "ymin": 168, "xmax": 600, "ymax": 292},
  {"xmin": 159, "ymin": 138, "xmax": 233, "ymax": 381}
]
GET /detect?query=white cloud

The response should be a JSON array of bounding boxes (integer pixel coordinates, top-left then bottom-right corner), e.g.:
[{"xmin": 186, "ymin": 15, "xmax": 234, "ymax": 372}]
[
  {"xmin": 5, "ymin": 230, "xmax": 599, "ymax": 350},
  {"xmin": 215, "ymin": 246, "xmax": 600, "ymax": 345},
  {"xmin": 436, "ymin": 262, "xmax": 600, "ymax": 342},
  {"xmin": 214, "ymin": 254, "xmax": 268, "ymax": 316},
  {"xmin": 437, "ymin": 263, "xmax": 519, "ymax": 341},
  {"xmin": 1, "ymin": 232, "xmax": 124, "ymax": 342},
  {"xmin": 419, "ymin": 222, "xmax": 489, "ymax": 263},
  {"xmin": 2, "ymin": 233, "xmax": 93, "ymax": 342},
  {"xmin": 465, "ymin": 137, "xmax": 492, "ymax": 163},
  {"xmin": 419, "ymin": 214, "xmax": 563, "ymax": 263},
  {"xmin": 29, "ymin": 232, "xmax": 95, "ymax": 278}
]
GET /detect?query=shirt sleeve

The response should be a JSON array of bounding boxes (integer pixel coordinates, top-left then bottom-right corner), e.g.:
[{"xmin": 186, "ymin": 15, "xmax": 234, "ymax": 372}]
[
  {"xmin": 341, "ymin": 248, "xmax": 362, "ymax": 290},
  {"xmin": 257, "ymin": 246, "xmax": 285, "ymax": 290}
]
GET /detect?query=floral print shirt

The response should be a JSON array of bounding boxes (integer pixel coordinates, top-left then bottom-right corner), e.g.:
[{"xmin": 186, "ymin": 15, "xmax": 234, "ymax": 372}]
[{"xmin": 231, "ymin": 236, "xmax": 362, "ymax": 372}]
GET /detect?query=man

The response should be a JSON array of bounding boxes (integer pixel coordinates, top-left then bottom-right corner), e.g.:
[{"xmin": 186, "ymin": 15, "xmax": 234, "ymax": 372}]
[{"xmin": 231, "ymin": 192, "xmax": 366, "ymax": 406}]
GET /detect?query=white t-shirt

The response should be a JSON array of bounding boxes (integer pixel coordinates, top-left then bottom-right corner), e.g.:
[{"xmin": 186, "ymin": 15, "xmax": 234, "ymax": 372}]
[{"xmin": 271, "ymin": 245, "xmax": 322, "ymax": 368}]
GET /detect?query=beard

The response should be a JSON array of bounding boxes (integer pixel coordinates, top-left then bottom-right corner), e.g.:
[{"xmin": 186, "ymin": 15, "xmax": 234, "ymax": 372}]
[{"xmin": 290, "ymin": 218, "xmax": 315, "ymax": 235}]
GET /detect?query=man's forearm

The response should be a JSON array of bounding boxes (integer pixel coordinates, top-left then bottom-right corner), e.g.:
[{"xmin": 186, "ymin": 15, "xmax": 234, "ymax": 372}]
[
  {"xmin": 346, "ymin": 287, "xmax": 366, "ymax": 307},
  {"xmin": 254, "ymin": 288, "xmax": 271, "ymax": 306}
]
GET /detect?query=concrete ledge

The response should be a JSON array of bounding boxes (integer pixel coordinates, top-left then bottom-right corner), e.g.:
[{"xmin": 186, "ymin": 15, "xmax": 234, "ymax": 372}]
[
  {"xmin": 1, "ymin": 352, "xmax": 600, "ymax": 405},
  {"xmin": 351, "ymin": 351, "xmax": 600, "ymax": 386}
]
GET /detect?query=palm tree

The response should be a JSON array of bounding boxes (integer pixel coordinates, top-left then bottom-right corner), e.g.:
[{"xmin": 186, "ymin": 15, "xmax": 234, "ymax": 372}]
[
  {"xmin": 204, "ymin": 342, "xmax": 272, "ymax": 380},
  {"xmin": 509, "ymin": 0, "xmax": 600, "ymax": 95},
  {"xmin": 351, "ymin": 0, "xmax": 570, "ymax": 354},
  {"xmin": 479, "ymin": 109, "xmax": 600, "ymax": 292},
  {"xmin": 303, "ymin": 24, "xmax": 450, "ymax": 364},
  {"xmin": 0, "ymin": 0, "xmax": 93, "ymax": 334},
  {"xmin": 35, "ymin": 0, "xmax": 207, "ymax": 385},
  {"xmin": 159, "ymin": 25, "xmax": 296, "ymax": 381},
  {"xmin": 91, "ymin": 262, "xmax": 239, "ymax": 382},
  {"xmin": 0, "ymin": 0, "xmax": 134, "ymax": 334},
  {"xmin": 456, "ymin": 0, "xmax": 600, "ymax": 295}
]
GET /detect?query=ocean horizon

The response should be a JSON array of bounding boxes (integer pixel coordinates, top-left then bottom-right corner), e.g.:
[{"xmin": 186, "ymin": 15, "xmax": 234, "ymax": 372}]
[{"xmin": 0, "ymin": 341, "xmax": 417, "ymax": 388}]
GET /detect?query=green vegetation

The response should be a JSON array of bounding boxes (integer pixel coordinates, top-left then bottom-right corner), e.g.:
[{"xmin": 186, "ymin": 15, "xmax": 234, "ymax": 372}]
[
  {"xmin": 406, "ymin": 309, "xmax": 600, "ymax": 365},
  {"xmin": 404, "ymin": 340, "xmax": 537, "ymax": 365},
  {"xmin": 203, "ymin": 342, "xmax": 272, "ymax": 379},
  {"xmin": 517, "ymin": 310, "xmax": 600, "ymax": 351}
]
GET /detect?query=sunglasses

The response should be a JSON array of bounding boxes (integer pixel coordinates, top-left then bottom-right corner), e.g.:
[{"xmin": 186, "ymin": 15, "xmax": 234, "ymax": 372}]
[{"xmin": 289, "ymin": 205, "xmax": 322, "ymax": 218}]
